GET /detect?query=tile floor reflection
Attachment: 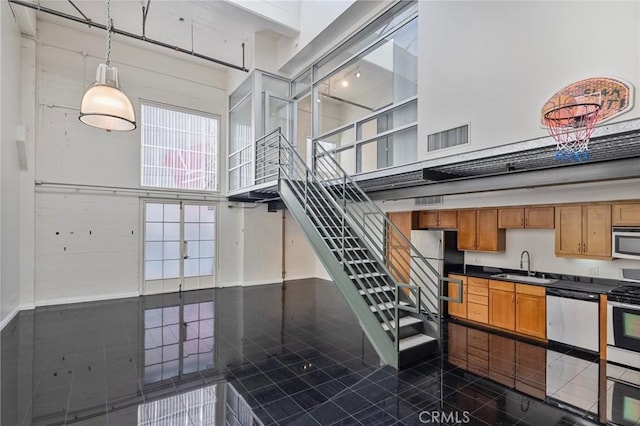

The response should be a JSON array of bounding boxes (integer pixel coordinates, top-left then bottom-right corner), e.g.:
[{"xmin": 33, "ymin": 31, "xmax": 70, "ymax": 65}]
[{"xmin": 1, "ymin": 279, "xmax": 638, "ymax": 425}]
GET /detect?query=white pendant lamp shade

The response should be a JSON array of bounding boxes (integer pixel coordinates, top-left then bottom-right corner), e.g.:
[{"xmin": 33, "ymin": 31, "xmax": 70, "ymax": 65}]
[{"xmin": 80, "ymin": 63, "xmax": 136, "ymax": 131}]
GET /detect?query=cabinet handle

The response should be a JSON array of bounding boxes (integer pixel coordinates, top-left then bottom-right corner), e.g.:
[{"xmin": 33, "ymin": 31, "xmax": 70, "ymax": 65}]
[
  {"xmin": 583, "ymin": 243, "xmax": 586, "ymax": 252},
  {"xmin": 520, "ymin": 218, "xmax": 524, "ymax": 226},
  {"xmin": 577, "ymin": 243, "xmax": 581, "ymax": 253},
  {"xmin": 525, "ymin": 218, "xmax": 528, "ymax": 226}
]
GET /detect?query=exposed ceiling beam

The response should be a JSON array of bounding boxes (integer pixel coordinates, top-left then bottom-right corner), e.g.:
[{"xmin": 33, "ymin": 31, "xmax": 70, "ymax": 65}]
[
  {"xmin": 8, "ymin": 0, "xmax": 248, "ymax": 72},
  {"xmin": 367, "ymin": 158, "xmax": 640, "ymax": 201}
]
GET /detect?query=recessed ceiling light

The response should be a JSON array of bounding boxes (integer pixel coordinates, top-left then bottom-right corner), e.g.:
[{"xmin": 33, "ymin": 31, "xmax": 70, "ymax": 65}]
[{"xmin": 341, "ymin": 80, "xmax": 349, "ymax": 88}]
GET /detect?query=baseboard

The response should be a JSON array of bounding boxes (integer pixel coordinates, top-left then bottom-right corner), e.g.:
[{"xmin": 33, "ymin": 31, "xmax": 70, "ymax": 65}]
[
  {"xmin": 0, "ymin": 306, "xmax": 21, "ymax": 331},
  {"xmin": 35, "ymin": 291, "xmax": 140, "ymax": 308},
  {"xmin": 282, "ymin": 274, "xmax": 316, "ymax": 281},
  {"xmin": 242, "ymin": 279, "xmax": 283, "ymax": 287}
]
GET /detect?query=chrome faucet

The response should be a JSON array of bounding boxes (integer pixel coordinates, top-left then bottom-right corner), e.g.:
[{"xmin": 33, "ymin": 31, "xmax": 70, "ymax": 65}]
[{"xmin": 520, "ymin": 250, "xmax": 532, "ymax": 276}]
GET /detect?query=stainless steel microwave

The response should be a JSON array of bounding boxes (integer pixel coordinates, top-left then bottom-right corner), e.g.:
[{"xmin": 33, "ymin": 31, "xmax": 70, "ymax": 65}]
[{"xmin": 613, "ymin": 227, "xmax": 640, "ymax": 260}]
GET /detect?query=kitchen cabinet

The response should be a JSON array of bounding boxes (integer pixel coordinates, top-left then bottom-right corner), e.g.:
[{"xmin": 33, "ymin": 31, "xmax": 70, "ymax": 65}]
[
  {"xmin": 498, "ymin": 207, "xmax": 554, "ymax": 229},
  {"xmin": 466, "ymin": 277, "xmax": 489, "ymax": 324},
  {"xmin": 515, "ymin": 284, "xmax": 546, "ymax": 340},
  {"xmin": 555, "ymin": 204, "xmax": 611, "ymax": 259},
  {"xmin": 515, "ymin": 341, "xmax": 546, "ymax": 400},
  {"xmin": 417, "ymin": 210, "xmax": 457, "ymax": 229},
  {"xmin": 612, "ymin": 203, "xmax": 640, "ymax": 226},
  {"xmin": 447, "ymin": 274, "xmax": 467, "ymax": 319},
  {"xmin": 448, "ymin": 322, "xmax": 467, "ymax": 369},
  {"xmin": 457, "ymin": 209, "xmax": 506, "ymax": 252},
  {"xmin": 489, "ymin": 334, "xmax": 515, "ymax": 387},
  {"xmin": 488, "ymin": 280, "xmax": 515, "ymax": 331}
]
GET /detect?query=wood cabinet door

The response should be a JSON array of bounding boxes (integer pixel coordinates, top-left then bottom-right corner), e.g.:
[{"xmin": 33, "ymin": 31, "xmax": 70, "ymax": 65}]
[
  {"xmin": 419, "ymin": 211, "xmax": 439, "ymax": 228},
  {"xmin": 515, "ymin": 293, "xmax": 546, "ymax": 339},
  {"xmin": 387, "ymin": 212, "xmax": 412, "ymax": 284},
  {"xmin": 448, "ymin": 281, "xmax": 467, "ymax": 318},
  {"xmin": 448, "ymin": 322, "xmax": 467, "ymax": 368},
  {"xmin": 525, "ymin": 206, "xmax": 555, "ymax": 229},
  {"xmin": 582, "ymin": 204, "xmax": 612, "ymax": 258},
  {"xmin": 439, "ymin": 210, "xmax": 458, "ymax": 228},
  {"xmin": 515, "ymin": 341, "xmax": 546, "ymax": 399},
  {"xmin": 555, "ymin": 205, "xmax": 583, "ymax": 256},
  {"xmin": 489, "ymin": 334, "xmax": 515, "ymax": 387},
  {"xmin": 498, "ymin": 208, "xmax": 524, "ymax": 228},
  {"xmin": 612, "ymin": 203, "xmax": 640, "ymax": 226},
  {"xmin": 476, "ymin": 209, "xmax": 504, "ymax": 251},
  {"xmin": 457, "ymin": 210, "xmax": 477, "ymax": 250},
  {"xmin": 489, "ymin": 288, "xmax": 515, "ymax": 330}
]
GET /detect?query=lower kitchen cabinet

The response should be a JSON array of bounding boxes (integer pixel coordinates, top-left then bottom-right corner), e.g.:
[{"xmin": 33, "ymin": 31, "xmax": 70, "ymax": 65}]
[
  {"xmin": 448, "ymin": 274, "xmax": 467, "ymax": 319},
  {"xmin": 515, "ymin": 341, "xmax": 546, "ymax": 400},
  {"xmin": 515, "ymin": 284, "xmax": 546, "ymax": 339},
  {"xmin": 467, "ymin": 328, "xmax": 489, "ymax": 376},
  {"xmin": 467, "ymin": 277, "xmax": 489, "ymax": 324},
  {"xmin": 489, "ymin": 280, "xmax": 515, "ymax": 331}
]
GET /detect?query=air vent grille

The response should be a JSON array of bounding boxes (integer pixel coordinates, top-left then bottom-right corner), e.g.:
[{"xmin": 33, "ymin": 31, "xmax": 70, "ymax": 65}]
[
  {"xmin": 415, "ymin": 196, "xmax": 443, "ymax": 206},
  {"xmin": 428, "ymin": 124, "xmax": 469, "ymax": 152}
]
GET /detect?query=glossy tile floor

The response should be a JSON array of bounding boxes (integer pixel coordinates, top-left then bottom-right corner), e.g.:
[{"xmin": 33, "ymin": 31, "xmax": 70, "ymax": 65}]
[{"xmin": 1, "ymin": 279, "xmax": 637, "ymax": 425}]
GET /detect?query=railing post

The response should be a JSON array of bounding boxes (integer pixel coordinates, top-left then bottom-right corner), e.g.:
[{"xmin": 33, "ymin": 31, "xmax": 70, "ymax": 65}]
[
  {"xmin": 394, "ymin": 288, "xmax": 399, "ymax": 351},
  {"xmin": 304, "ymin": 170, "xmax": 309, "ymax": 213}
]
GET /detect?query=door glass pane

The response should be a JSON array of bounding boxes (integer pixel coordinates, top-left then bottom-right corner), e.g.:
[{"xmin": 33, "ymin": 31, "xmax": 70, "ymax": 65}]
[
  {"xmin": 184, "ymin": 205, "xmax": 200, "ymax": 222},
  {"xmin": 200, "ymin": 224, "xmax": 215, "ymax": 240},
  {"xmin": 145, "ymin": 223, "xmax": 163, "ymax": 242},
  {"xmin": 163, "ymin": 242, "xmax": 180, "ymax": 260},
  {"xmin": 199, "ymin": 241, "xmax": 214, "ymax": 258},
  {"xmin": 184, "ymin": 223, "xmax": 199, "ymax": 241},
  {"xmin": 267, "ymin": 96, "xmax": 291, "ymax": 140},
  {"xmin": 146, "ymin": 203, "xmax": 163, "ymax": 222},
  {"xmin": 199, "ymin": 258, "xmax": 214, "ymax": 276},
  {"xmin": 200, "ymin": 206, "xmax": 215, "ymax": 223},
  {"xmin": 145, "ymin": 261, "xmax": 163, "ymax": 280},
  {"xmin": 163, "ymin": 223, "xmax": 180, "ymax": 241},
  {"xmin": 164, "ymin": 204, "xmax": 180, "ymax": 222},
  {"xmin": 184, "ymin": 259, "xmax": 199, "ymax": 278},
  {"xmin": 163, "ymin": 260, "xmax": 179, "ymax": 279},
  {"xmin": 145, "ymin": 242, "xmax": 163, "ymax": 261}
]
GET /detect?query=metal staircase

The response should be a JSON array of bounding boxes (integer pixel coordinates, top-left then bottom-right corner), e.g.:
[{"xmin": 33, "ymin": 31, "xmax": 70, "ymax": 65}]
[{"xmin": 258, "ymin": 128, "xmax": 462, "ymax": 368}]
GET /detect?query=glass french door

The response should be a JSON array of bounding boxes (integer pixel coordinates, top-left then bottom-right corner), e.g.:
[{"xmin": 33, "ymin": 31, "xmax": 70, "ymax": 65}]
[{"xmin": 143, "ymin": 201, "xmax": 216, "ymax": 294}]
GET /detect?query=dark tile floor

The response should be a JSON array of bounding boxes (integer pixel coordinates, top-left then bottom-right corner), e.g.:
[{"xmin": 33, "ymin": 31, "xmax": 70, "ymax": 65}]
[{"xmin": 1, "ymin": 279, "xmax": 637, "ymax": 425}]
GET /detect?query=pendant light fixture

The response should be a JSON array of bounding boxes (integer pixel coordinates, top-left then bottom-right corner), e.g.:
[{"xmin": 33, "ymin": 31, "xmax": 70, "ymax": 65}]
[{"xmin": 79, "ymin": 0, "xmax": 136, "ymax": 131}]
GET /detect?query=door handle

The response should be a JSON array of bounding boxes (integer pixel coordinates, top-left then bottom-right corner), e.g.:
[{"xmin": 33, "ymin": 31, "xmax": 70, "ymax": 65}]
[{"xmin": 183, "ymin": 241, "xmax": 189, "ymax": 259}]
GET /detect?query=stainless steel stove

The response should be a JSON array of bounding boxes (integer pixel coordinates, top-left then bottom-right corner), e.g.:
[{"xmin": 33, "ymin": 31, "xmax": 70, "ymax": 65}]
[{"xmin": 607, "ymin": 269, "xmax": 640, "ymax": 369}]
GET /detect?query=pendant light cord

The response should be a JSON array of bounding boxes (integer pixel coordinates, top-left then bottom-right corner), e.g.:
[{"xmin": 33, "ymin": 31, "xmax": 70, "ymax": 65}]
[{"xmin": 105, "ymin": 0, "xmax": 112, "ymax": 66}]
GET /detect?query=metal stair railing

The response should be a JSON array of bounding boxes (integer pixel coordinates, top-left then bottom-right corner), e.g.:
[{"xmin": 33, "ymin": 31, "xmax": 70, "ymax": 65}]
[
  {"xmin": 311, "ymin": 142, "xmax": 464, "ymax": 341},
  {"xmin": 258, "ymin": 129, "xmax": 402, "ymax": 353}
]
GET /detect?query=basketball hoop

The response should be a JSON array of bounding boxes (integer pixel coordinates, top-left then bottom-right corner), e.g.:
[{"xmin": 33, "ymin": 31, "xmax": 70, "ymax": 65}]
[{"xmin": 542, "ymin": 94, "xmax": 601, "ymax": 162}]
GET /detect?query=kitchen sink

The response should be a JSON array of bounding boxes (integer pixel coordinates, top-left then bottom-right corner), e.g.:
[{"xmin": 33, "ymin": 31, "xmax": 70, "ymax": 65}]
[{"xmin": 490, "ymin": 273, "xmax": 558, "ymax": 284}]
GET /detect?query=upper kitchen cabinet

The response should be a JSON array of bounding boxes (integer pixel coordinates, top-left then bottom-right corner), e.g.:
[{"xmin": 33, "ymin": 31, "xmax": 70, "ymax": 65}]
[
  {"xmin": 417, "ymin": 210, "xmax": 457, "ymax": 229},
  {"xmin": 612, "ymin": 203, "xmax": 640, "ymax": 226},
  {"xmin": 498, "ymin": 207, "xmax": 554, "ymax": 229},
  {"xmin": 555, "ymin": 204, "xmax": 612, "ymax": 260},
  {"xmin": 458, "ymin": 209, "xmax": 506, "ymax": 252}
]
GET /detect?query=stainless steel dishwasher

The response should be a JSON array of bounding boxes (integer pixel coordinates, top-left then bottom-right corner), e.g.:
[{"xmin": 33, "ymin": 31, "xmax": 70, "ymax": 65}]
[{"xmin": 546, "ymin": 288, "xmax": 600, "ymax": 352}]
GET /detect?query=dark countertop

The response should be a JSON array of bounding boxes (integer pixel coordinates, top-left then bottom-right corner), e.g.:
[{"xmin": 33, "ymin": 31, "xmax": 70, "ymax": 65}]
[{"xmin": 460, "ymin": 265, "xmax": 619, "ymax": 295}]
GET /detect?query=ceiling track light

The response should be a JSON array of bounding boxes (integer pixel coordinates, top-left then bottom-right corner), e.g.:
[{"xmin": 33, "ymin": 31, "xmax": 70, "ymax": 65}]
[{"xmin": 79, "ymin": 0, "xmax": 136, "ymax": 132}]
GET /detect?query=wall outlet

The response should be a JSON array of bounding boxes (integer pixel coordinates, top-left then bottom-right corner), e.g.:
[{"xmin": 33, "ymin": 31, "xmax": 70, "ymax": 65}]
[{"xmin": 588, "ymin": 266, "xmax": 599, "ymax": 276}]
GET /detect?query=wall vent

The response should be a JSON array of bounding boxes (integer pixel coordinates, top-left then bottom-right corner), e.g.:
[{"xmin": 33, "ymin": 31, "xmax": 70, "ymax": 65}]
[
  {"xmin": 427, "ymin": 124, "xmax": 469, "ymax": 152},
  {"xmin": 415, "ymin": 196, "xmax": 443, "ymax": 206}
]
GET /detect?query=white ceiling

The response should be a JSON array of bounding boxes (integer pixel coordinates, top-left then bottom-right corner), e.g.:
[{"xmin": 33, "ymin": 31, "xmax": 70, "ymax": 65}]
[{"xmin": 29, "ymin": 0, "xmax": 301, "ymax": 70}]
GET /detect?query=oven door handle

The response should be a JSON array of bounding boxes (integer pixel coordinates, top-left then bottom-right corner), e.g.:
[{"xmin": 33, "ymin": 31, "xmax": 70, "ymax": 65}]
[{"xmin": 608, "ymin": 300, "xmax": 640, "ymax": 310}]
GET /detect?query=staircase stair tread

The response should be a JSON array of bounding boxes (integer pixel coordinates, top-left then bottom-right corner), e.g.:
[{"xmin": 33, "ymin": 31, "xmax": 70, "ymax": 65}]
[
  {"xmin": 349, "ymin": 272, "xmax": 385, "ymax": 279},
  {"xmin": 399, "ymin": 334, "xmax": 437, "ymax": 351},
  {"xmin": 381, "ymin": 316, "xmax": 422, "ymax": 331},
  {"xmin": 370, "ymin": 301, "xmax": 409, "ymax": 311},
  {"xmin": 358, "ymin": 286, "xmax": 392, "ymax": 295}
]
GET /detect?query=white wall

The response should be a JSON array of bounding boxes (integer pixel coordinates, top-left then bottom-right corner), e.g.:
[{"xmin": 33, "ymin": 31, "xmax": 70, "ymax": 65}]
[
  {"xmin": 381, "ymin": 178, "xmax": 640, "ymax": 280},
  {"xmin": 1, "ymin": 0, "xmax": 24, "ymax": 325},
  {"xmin": 27, "ymin": 21, "xmax": 285, "ymax": 306},
  {"xmin": 418, "ymin": 1, "xmax": 640, "ymax": 159}
]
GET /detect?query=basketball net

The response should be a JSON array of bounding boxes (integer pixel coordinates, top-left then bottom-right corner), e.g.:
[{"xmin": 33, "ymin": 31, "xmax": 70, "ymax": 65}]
[{"xmin": 542, "ymin": 94, "xmax": 601, "ymax": 162}]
